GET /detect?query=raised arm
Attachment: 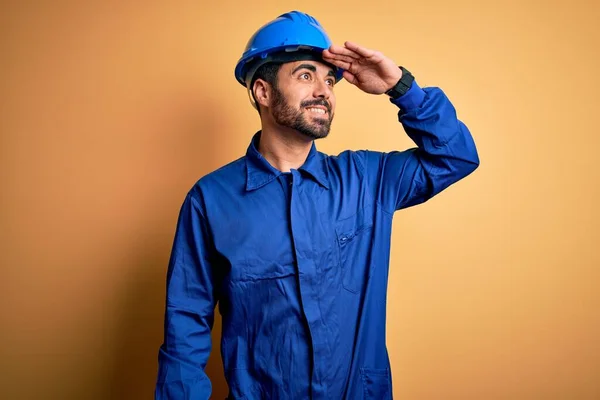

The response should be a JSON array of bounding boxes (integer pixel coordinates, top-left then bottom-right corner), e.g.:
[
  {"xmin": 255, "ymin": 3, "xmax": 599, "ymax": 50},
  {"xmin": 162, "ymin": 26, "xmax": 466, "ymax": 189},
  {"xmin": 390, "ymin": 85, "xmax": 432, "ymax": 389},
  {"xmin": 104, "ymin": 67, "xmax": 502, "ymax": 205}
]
[{"xmin": 323, "ymin": 42, "xmax": 479, "ymax": 212}]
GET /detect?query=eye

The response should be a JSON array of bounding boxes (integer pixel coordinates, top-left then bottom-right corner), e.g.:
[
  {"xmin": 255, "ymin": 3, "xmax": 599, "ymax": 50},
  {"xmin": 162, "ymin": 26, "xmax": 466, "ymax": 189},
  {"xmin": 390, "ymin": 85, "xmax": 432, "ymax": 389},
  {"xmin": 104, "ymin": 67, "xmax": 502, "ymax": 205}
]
[
  {"xmin": 325, "ymin": 78, "xmax": 335, "ymax": 87},
  {"xmin": 300, "ymin": 72, "xmax": 311, "ymax": 81}
]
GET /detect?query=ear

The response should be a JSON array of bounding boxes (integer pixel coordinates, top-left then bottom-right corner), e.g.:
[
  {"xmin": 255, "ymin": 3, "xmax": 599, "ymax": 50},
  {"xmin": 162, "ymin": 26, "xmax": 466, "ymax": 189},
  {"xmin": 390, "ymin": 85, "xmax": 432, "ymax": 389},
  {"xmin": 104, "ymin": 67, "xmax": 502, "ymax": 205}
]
[{"xmin": 253, "ymin": 79, "xmax": 271, "ymax": 109}]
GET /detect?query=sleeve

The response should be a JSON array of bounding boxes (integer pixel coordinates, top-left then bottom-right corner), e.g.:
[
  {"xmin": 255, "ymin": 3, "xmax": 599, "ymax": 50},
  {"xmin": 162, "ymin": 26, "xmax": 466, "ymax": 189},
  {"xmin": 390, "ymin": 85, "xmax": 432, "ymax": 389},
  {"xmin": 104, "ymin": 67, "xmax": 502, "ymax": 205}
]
[
  {"xmin": 155, "ymin": 191, "xmax": 219, "ymax": 400},
  {"xmin": 359, "ymin": 80, "xmax": 480, "ymax": 213}
]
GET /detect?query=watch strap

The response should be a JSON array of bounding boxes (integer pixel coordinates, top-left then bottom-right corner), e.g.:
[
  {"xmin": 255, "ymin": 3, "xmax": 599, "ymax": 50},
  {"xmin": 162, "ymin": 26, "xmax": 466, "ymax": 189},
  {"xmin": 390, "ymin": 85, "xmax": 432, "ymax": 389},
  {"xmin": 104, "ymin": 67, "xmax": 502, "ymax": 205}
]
[{"xmin": 385, "ymin": 66, "xmax": 414, "ymax": 99}]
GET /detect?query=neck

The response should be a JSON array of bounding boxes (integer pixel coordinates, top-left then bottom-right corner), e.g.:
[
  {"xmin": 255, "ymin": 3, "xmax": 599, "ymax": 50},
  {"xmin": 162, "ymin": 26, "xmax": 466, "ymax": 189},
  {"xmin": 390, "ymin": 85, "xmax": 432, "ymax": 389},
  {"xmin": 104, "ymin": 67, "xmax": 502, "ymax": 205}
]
[{"xmin": 257, "ymin": 124, "xmax": 313, "ymax": 173}]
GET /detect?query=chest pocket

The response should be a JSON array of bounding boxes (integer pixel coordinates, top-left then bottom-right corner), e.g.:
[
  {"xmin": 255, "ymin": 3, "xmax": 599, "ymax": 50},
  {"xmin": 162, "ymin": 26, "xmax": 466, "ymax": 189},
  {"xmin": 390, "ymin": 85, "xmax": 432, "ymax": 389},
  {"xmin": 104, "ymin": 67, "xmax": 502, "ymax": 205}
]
[
  {"xmin": 239, "ymin": 257, "xmax": 296, "ymax": 282},
  {"xmin": 335, "ymin": 205, "xmax": 374, "ymax": 293},
  {"xmin": 224, "ymin": 224, "xmax": 297, "ymax": 284}
]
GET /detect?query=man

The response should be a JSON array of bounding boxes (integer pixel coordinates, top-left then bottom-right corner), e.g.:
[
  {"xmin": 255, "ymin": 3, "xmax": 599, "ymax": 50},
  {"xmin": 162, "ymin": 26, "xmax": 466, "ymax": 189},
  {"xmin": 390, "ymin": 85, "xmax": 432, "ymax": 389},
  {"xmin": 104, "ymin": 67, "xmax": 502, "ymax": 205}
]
[{"xmin": 155, "ymin": 10, "xmax": 479, "ymax": 400}]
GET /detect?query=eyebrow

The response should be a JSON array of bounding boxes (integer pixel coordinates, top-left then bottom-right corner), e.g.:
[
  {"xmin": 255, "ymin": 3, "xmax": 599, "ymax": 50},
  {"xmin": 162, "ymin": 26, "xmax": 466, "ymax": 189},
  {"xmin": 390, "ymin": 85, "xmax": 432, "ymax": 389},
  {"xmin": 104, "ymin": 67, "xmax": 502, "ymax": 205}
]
[{"xmin": 292, "ymin": 63, "xmax": 336, "ymax": 77}]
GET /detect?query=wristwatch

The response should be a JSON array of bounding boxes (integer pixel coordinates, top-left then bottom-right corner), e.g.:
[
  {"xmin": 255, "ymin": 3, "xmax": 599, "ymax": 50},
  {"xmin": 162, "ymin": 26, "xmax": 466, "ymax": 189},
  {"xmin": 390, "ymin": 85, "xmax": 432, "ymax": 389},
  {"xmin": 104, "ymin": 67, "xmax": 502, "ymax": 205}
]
[{"xmin": 385, "ymin": 66, "xmax": 414, "ymax": 99}]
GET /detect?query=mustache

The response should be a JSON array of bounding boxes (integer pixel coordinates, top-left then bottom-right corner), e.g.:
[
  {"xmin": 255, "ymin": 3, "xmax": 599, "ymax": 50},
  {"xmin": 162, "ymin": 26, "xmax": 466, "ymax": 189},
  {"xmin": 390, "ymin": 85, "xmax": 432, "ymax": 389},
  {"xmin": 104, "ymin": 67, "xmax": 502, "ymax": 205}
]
[{"xmin": 301, "ymin": 99, "xmax": 331, "ymax": 113}]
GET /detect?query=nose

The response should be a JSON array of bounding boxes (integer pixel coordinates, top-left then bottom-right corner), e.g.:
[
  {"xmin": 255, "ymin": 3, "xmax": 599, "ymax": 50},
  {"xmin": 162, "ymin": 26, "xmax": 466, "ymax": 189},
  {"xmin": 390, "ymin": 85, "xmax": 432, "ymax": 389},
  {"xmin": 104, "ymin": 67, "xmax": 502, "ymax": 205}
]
[{"xmin": 313, "ymin": 78, "xmax": 332, "ymax": 99}]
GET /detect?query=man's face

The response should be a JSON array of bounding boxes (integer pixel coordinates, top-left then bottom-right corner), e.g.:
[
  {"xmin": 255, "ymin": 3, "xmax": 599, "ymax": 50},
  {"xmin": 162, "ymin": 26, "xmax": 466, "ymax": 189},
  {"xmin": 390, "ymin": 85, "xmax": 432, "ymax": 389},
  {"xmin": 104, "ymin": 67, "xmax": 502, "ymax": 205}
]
[{"xmin": 270, "ymin": 60, "xmax": 337, "ymax": 140}]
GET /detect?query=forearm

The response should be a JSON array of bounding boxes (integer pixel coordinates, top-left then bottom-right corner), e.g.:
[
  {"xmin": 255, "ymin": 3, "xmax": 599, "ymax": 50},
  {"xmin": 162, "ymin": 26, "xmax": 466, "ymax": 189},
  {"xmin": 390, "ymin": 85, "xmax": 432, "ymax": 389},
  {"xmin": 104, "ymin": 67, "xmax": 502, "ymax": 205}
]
[
  {"xmin": 360, "ymin": 80, "xmax": 479, "ymax": 212},
  {"xmin": 155, "ymin": 304, "xmax": 214, "ymax": 399},
  {"xmin": 393, "ymin": 81, "xmax": 479, "ymax": 192}
]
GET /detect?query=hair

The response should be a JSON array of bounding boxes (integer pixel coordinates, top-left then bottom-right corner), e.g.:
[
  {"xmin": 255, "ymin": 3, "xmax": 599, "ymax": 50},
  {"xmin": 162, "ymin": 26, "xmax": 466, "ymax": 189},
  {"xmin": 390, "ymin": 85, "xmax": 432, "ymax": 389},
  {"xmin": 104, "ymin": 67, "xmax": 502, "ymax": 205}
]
[{"xmin": 250, "ymin": 63, "xmax": 282, "ymax": 116}]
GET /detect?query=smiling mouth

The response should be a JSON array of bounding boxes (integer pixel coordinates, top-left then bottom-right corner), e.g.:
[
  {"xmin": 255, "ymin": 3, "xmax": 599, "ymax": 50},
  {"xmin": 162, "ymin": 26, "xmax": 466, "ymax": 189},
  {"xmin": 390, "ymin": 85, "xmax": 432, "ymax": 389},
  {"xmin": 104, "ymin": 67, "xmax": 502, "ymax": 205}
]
[{"xmin": 305, "ymin": 107, "xmax": 328, "ymax": 115}]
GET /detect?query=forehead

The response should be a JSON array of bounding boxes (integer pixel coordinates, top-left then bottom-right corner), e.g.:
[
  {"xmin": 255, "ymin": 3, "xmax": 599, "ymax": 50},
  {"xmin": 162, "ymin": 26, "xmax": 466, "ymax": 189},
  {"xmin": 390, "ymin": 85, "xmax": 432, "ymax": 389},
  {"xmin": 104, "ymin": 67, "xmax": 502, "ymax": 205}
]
[{"xmin": 280, "ymin": 60, "xmax": 336, "ymax": 76}]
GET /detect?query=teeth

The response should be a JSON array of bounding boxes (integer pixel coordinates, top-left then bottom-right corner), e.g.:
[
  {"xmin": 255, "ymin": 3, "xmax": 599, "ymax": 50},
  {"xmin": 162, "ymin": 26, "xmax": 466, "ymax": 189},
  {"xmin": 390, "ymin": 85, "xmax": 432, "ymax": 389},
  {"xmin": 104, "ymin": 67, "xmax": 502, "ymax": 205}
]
[{"xmin": 307, "ymin": 107, "xmax": 326, "ymax": 115}]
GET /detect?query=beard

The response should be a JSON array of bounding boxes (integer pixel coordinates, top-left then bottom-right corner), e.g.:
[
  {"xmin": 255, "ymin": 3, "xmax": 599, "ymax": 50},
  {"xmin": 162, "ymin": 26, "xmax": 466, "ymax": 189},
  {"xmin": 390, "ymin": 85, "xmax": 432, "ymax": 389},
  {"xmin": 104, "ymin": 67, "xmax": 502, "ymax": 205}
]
[{"xmin": 271, "ymin": 86, "xmax": 334, "ymax": 140}]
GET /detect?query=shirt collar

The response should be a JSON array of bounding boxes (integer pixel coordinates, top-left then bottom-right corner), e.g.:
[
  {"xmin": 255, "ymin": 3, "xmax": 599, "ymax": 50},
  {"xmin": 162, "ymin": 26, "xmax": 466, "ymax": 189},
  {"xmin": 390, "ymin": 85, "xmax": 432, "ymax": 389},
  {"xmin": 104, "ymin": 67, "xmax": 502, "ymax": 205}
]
[{"xmin": 245, "ymin": 131, "xmax": 330, "ymax": 191}]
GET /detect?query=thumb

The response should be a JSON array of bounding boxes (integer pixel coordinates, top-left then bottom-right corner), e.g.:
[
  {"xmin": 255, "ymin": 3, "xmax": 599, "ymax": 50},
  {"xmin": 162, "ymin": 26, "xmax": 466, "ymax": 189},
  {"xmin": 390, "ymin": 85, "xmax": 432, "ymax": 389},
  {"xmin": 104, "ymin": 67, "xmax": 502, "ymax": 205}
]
[{"xmin": 343, "ymin": 70, "xmax": 358, "ymax": 85}]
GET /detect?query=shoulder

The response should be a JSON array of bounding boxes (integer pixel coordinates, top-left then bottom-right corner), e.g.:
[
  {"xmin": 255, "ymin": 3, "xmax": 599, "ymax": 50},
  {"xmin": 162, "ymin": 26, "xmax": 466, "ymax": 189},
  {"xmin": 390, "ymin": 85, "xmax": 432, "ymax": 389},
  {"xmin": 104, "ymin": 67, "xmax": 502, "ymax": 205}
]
[{"xmin": 187, "ymin": 156, "xmax": 247, "ymax": 206}]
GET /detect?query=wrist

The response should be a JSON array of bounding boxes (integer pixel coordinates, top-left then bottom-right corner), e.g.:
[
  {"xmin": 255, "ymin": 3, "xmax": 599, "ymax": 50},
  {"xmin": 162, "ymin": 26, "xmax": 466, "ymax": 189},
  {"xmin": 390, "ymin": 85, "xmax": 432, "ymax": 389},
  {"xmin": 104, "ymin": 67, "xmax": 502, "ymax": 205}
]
[
  {"xmin": 385, "ymin": 66, "xmax": 414, "ymax": 99},
  {"xmin": 385, "ymin": 68, "xmax": 404, "ymax": 92},
  {"xmin": 389, "ymin": 80, "xmax": 425, "ymax": 112}
]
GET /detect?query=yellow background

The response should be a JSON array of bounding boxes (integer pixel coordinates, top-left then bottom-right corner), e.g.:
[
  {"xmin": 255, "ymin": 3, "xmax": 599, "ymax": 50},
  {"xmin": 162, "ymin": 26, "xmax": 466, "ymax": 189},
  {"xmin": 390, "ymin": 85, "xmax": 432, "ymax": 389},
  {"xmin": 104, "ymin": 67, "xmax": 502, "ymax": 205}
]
[{"xmin": 1, "ymin": 1, "xmax": 599, "ymax": 399}]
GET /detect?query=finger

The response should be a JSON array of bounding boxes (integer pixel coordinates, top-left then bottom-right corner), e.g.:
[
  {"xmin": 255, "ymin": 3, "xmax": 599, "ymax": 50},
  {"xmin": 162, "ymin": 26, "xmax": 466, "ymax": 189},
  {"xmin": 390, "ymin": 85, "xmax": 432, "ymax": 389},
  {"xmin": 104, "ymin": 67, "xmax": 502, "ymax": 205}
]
[
  {"xmin": 322, "ymin": 50, "xmax": 356, "ymax": 64},
  {"xmin": 323, "ymin": 58, "xmax": 352, "ymax": 71},
  {"xmin": 344, "ymin": 41, "xmax": 376, "ymax": 58},
  {"xmin": 326, "ymin": 44, "xmax": 361, "ymax": 59}
]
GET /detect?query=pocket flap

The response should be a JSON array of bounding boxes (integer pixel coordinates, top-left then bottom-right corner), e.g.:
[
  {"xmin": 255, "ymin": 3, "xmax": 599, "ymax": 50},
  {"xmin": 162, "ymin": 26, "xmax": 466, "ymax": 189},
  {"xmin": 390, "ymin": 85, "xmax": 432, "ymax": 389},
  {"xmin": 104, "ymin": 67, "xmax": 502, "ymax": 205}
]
[
  {"xmin": 361, "ymin": 367, "xmax": 391, "ymax": 399},
  {"xmin": 335, "ymin": 205, "xmax": 374, "ymax": 243}
]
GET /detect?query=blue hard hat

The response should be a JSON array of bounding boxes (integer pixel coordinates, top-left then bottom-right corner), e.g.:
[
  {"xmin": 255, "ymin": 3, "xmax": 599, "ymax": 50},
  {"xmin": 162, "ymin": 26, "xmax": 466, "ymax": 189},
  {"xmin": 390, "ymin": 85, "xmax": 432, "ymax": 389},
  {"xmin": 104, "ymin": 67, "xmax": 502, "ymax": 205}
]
[{"xmin": 234, "ymin": 11, "xmax": 343, "ymax": 88}]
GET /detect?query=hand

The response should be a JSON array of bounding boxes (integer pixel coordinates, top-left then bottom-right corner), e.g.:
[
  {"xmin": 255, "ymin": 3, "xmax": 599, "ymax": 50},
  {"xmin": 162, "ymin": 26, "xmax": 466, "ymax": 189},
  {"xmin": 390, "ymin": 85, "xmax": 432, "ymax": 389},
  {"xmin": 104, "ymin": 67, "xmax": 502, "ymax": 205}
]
[{"xmin": 322, "ymin": 41, "xmax": 402, "ymax": 95}]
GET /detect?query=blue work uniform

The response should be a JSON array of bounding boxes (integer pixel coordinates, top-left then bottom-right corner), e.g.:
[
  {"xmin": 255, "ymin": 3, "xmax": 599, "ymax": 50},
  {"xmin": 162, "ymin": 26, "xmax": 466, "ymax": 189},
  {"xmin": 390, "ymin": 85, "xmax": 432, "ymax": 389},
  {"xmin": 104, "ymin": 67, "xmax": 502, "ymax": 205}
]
[{"xmin": 155, "ymin": 81, "xmax": 479, "ymax": 399}]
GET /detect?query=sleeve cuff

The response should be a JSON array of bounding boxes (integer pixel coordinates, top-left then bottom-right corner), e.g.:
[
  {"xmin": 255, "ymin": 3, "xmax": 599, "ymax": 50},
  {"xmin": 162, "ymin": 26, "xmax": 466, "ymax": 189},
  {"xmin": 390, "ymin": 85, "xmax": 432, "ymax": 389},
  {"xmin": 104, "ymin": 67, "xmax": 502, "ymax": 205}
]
[{"xmin": 389, "ymin": 80, "xmax": 426, "ymax": 111}]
